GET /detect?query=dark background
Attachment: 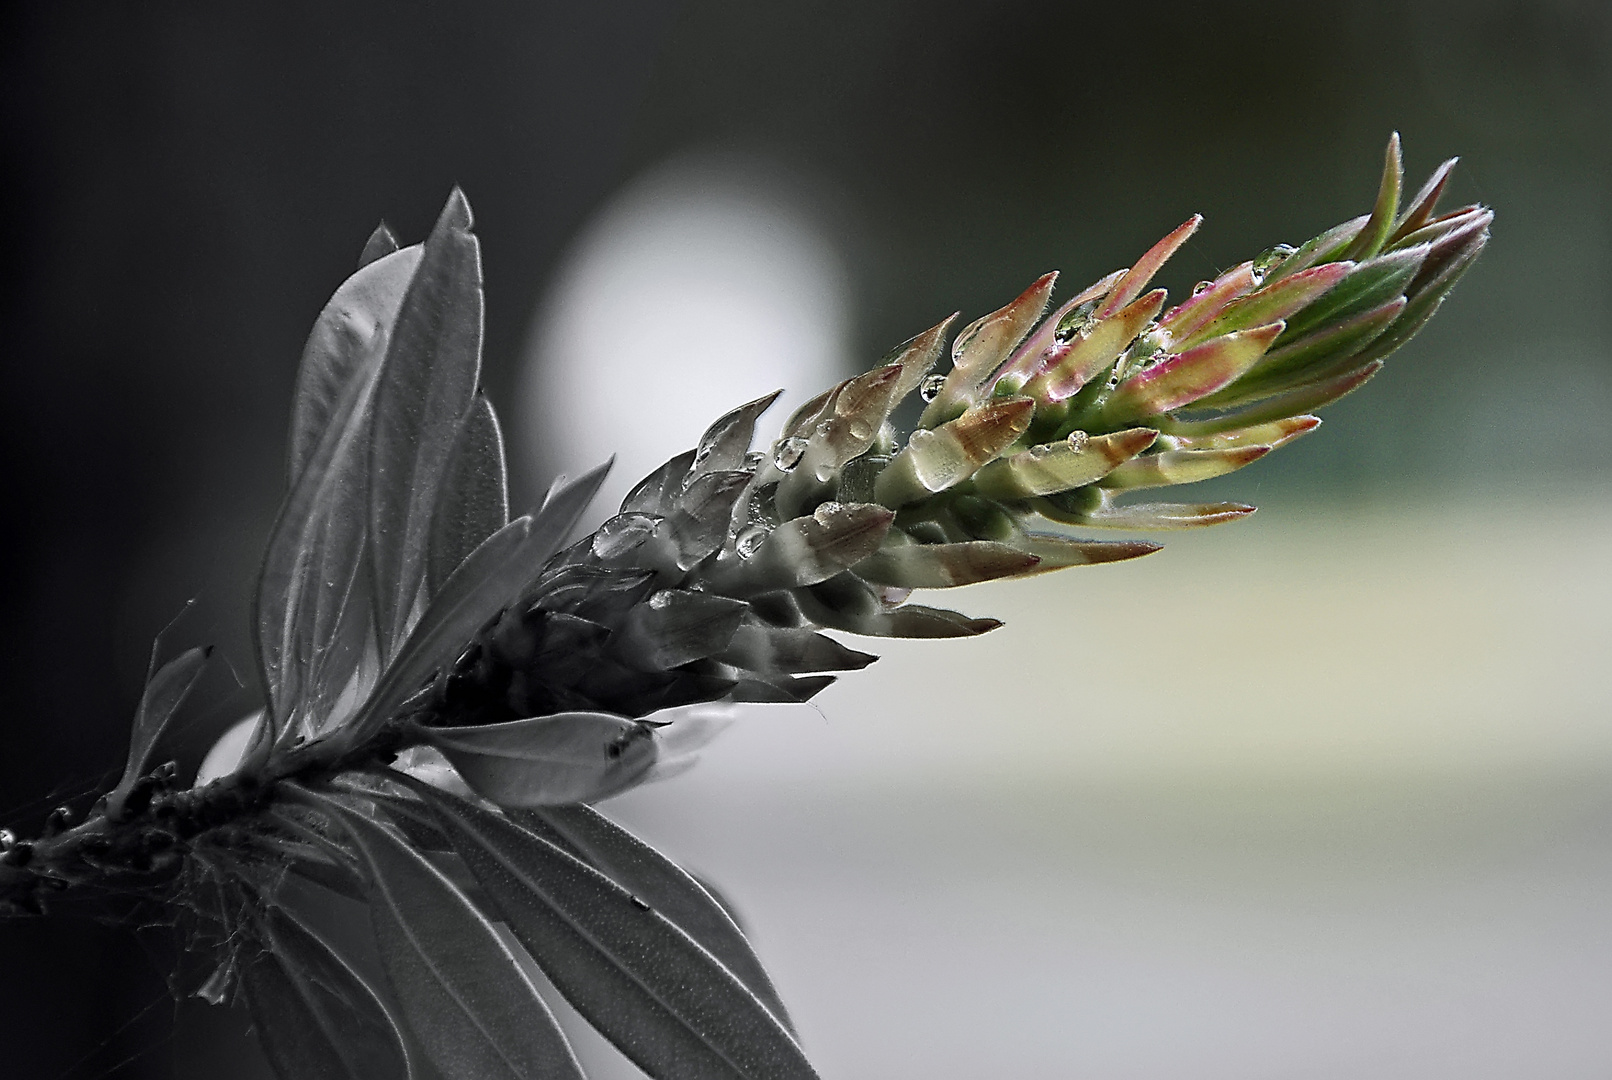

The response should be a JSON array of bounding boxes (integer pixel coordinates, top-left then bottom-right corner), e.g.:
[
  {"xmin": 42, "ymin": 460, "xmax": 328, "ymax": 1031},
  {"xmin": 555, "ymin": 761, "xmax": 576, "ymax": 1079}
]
[{"xmin": 2, "ymin": 2, "xmax": 1607, "ymax": 1077}]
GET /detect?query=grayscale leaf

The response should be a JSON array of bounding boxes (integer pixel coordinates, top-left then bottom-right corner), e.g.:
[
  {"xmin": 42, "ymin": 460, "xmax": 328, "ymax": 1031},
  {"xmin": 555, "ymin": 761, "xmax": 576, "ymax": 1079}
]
[
  {"xmin": 420, "ymin": 712, "xmax": 655, "ymax": 807},
  {"xmin": 289, "ymin": 244, "xmax": 423, "ymax": 485},
  {"xmin": 513, "ymin": 803, "xmax": 797, "ymax": 1033},
  {"xmin": 321, "ymin": 794, "xmax": 585, "ymax": 1080},
  {"xmin": 410, "ymin": 783, "xmax": 819, "ymax": 1080},
  {"xmin": 370, "ymin": 190, "xmax": 484, "ymax": 658},
  {"xmin": 240, "ymin": 904, "xmax": 412, "ymax": 1080},
  {"xmin": 256, "ymin": 354, "xmax": 381, "ymax": 737},
  {"xmin": 358, "ymin": 222, "xmax": 401, "ymax": 269},
  {"xmin": 427, "ymin": 394, "xmax": 509, "ymax": 596}
]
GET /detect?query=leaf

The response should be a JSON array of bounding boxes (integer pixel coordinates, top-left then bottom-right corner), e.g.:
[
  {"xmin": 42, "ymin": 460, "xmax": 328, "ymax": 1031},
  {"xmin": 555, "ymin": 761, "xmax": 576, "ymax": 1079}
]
[
  {"xmin": 970, "ymin": 428, "xmax": 1158, "ymax": 500},
  {"xmin": 427, "ymin": 394, "xmax": 510, "ymax": 596},
  {"xmin": 358, "ymin": 222, "xmax": 401, "ymax": 269},
  {"xmin": 621, "ymin": 449, "xmax": 697, "ymax": 515},
  {"xmin": 109, "ymin": 645, "xmax": 210, "ymax": 815},
  {"xmin": 718, "ymin": 624, "xmax": 877, "ymax": 676},
  {"xmin": 874, "ymin": 398, "xmax": 1035, "ymax": 507},
  {"xmin": 511, "ymin": 803, "xmax": 799, "ymax": 1033},
  {"xmin": 1097, "ymin": 446, "xmax": 1271, "ymax": 490},
  {"xmin": 239, "ymin": 905, "xmax": 413, "ymax": 1080},
  {"xmin": 420, "ymin": 712, "xmax": 656, "ymax": 807},
  {"xmin": 794, "ymin": 573, "xmax": 1000, "ymax": 638},
  {"xmin": 852, "ymin": 539, "xmax": 1040, "ymax": 588},
  {"xmin": 289, "ymin": 245, "xmax": 424, "ymax": 486},
  {"xmin": 919, "ymin": 274, "xmax": 1055, "ymax": 423},
  {"xmin": 705, "ymin": 503, "xmax": 894, "ymax": 595},
  {"xmin": 1340, "ymin": 131, "xmax": 1403, "ymax": 262},
  {"xmin": 619, "ymin": 589, "xmax": 749, "ymax": 670},
  {"xmin": 690, "ymin": 392, "xmax": 781, "ymax": 477},
  {"xmin": 1097, "ymin": 215, "xmax": 1201, "ymax": 318},
  {"xmin": 356, "ymin": 462, "xmax": 611, "ymax": 738},
  {"xmin": 1388, "ymin": 156, "xmax": 1458, "ymax": 245},
  {"xmin": 255, "ymin": 354, "xmax": 379, "ymax": 738},
  {"xmin": 407, "ymin": 782, "xmax": 819, "ymax": 1080},
  {"xmin": 320, "ymin": 794, "xmax": 585, "ymax": 1080},
  {"xmin": 370, "ymin": 190, "xmax": 486, "ymax": 658}
]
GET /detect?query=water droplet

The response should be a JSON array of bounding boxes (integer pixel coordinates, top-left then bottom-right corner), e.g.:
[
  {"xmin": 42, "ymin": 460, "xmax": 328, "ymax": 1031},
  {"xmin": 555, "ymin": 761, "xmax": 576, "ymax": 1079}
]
[
  {"xmin": 0, "ymin": 829, "xmax": 14, "ymax": 850},
  {"xmin": 919, "ymin": 373, "xmax": 948, "ymax": 402},
  {"xmin": 907, "ymin": 428, "xmax": 935, "ymax": 450},
  {"xmin": 735, "ymin": 525, "xmax": 769, "ymax": 559},
  {"xmin": 1250, "ymin": 243, "xmax": 1297, "ymax": 283},
  {"xmin": 814, "ymin": 463, "xmax": 835, "ymax": 483},
  {"xmin": 742, "ymin": 450, "xmax": 765, "ymax": 470},
  {"xmin": 815, "ymin": 420, "xmax": 835, "ymax": 438},
  {"xmin": 1066, "ymin": 430, "xmax": 1089, "ymax": 454},
  {"xmin": 1192, "ymin": 280, "xmax": 1214, "ymax": 295},
  {"xmin": 812, "ymin": 501, "xmax": 845, "ymax": 525},
  {"xmin": 692, "ymin": 445, "xmax": 713, "ymax": 468},
  {"xmin": 1055, "ymin": 299, "xmax": 1101, "ymax": 341},
  {"xmin": 648, "ymin": 590, "xmax": 673, "ymax": 610},
  {"xmin": 847, "ymin": 418, "xmax": 873, "ymax": 442},
  {"xmin": 1028, "ymin": 443, "xmax": 1054, "ymax": 460},
  {"xmin": 773, "ymin": 437, "xmax": 808, "ymax": 471}
]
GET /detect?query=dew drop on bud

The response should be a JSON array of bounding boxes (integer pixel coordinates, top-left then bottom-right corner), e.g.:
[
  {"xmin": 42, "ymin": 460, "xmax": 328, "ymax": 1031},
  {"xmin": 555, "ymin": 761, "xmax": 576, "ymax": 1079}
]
[
  {"xmin": 1251, "ymin": 243, "xmax": 1297, "ymax": 284},
  {"xmin": 815, "ymin": 420, "xmax": 835, "ymax": 438},
  {"xmin": 908, "ymin": 429, "xmax": 935, "ymax": 449},
  {"xmin": 742, "ymin": 450, "xmax": 765, "ymax": 470},
  {"xmin": 847, "ymin": 418, "xmax": 873, "ymax": 442},
  {"xmin": 0, "ymin": 829, "xmax": 14, "ymax": 850},
  {"xmin": 919, "ymin": 374, "xmax": 947, "ymax": 402},
  {"xmin": 1028, "ymin": 443, "xmax": 1053, "ymax": 460},
  {"xmin": 1192, "ymin": 280, "xmax": 1214, "ymax": 295},
  {"xmin": 773, "ymin": 437, "xmax": 808, "ymax": 471},
  {"xmin": 734, "ymin": 525, "xmax": 769, "ymax": 559},
  {"xmin": 1066, "ymin": 430, "xmax": 1090, "ymax": 454}
]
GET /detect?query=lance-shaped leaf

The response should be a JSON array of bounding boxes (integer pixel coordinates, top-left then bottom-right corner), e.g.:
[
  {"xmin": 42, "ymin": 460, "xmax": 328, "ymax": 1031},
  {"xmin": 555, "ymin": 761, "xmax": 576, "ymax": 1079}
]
[
  {"xmin": 1102, "ymin": 323, "xmax": 1285, "ymax": 424},
  {"xmin": 239, "ymin": 904, "xmax": 412, "ymax": 1080},
  {"xmin": 1355, "ymin": 231, "xmax": 1487, "ymax": 366},
  {"xmin": 794, "ymin": 573, "xmax": 1000, "ymax": 638},
  {"xmin": 690, "ymin": 392, "xmax": 781, "ymax": 479},
  {"xmin": 407, "ymin": 783, "xmax": 821, "ymax": 1080},
  {"xmin": 1388, "ymin": 157, "xmax": 1458, "ymax": 245},
  {"xmin": 1341, "ymin": 132, "xmax": 1403, "ymax": 262},
  {"xmin": 1202, "ymin": 299, "xmax": 1403, "ymax": 408},
  {"xmin": 1159, "ymin": 363, "xmax": 1381, "ymax": 437},
  {"xmin": 670, "ymin": 470, "xmax": 753, "ymax": 568},
  {"xmin": 108, "ymin": 645, "xmax": 210, "ymax": 818},
  {"xmin": 1403, "ymin": 207, "xmax": 1492, "ymax": 297},
  {"xmin": 971, "ymin": 427, "xmax": 1158, "ymax": 500},
  {"xmin": 1097, "ymin": 445, "xmax": 1271, "ymax": 490},
  {"xmin": 777, "ymin": 366, "xmax": 903, "ymax": 517},
  {"xmin": 370, "ymin": 190, "xmax": 485, "ymax": 657},
  {"xmin": 875, "ymin": 398, "xmax": 1034, "ymax": 507},
  {"xmin": 996, "ymin": 270, "xmax": 1128, "ymax": 386},
  {"xmin": 256, "ymin": 350, "xmax": 380, "ymax": 737},
  {"xmin": 1035, "ymin": 496, "xmax": 1257, "ymax": 530},
  {"xmin": 619, "ymin": 589, "xmax": 748, "ymax": 670},
  {"xmin": 706, "ymin": 503, "xmax": 894, "ymax": 595},
  {"xmin": 289, "ymin": 245, "xmax": 423, "ymax": 485},
  {"xmin": 1015, "ymin": 533, "xmax": 1161, "ymax": 570},
  {"xmin": 427, "ymin": 394, "xmax": 509, "ymax": 595},
  {"xmin": 718, "ymin": 623, "xmax": 877, "ymax": 676},
  {"xmin": 622, "ymin": 449, "xmax": 697, "ymax": 515},
  {"xmin": 354, "ymin": 460, "xmax": 611, "ymax": 738},
  {"xmin": 1264, "ymin": 213, "xmax": 1368, "ymax": 285},
  {"xmin": 881, "ymin": 313, "xmax": 958, "ymax": 401},
  {"xmin": 1277, "ymin": 244, "xmax": 1425, "ymax": 342},
  {"xmin": 1174, "ymin": 263, "xmax": 1349, "ymax": 351},
  {"xmin": 919, "ymin": 273, "xmax": 1055, "ymax": 424},
  {"xmin": 1097, "ymin": 215, "xmax": 1201, "ymax": 318},
  {"xmin": 1166, "ymin": 415, "xmax": 1320, "ymax": 451},
  {"xmin": 1157, "ymin": 263, "xmax": 1258, "ymax": 344},
  {"xmin": 512, "ymin": 803, "xmax": 799, "ymax": 1034},
  {"xmin": 420, "ymin": 712, "xmax": 655, "ymax": 807},
  {"xmin": 853, "ymin": 538, "xmax": 1040, "ymax": 588},
  {"xmin": 1020, "ymin": 289, "xmax": 1166, "ymax": 403},
  {"xmin": 357, "ymin": 221, "xmax": 401, "ymax": 269},
  {"xmin": 319, "ymin": 795, "xmax": 584, "ymax": 1080}
]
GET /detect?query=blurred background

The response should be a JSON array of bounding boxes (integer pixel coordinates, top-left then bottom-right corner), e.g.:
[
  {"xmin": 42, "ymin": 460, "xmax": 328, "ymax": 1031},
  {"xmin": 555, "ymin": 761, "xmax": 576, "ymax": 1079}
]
[{"xmin": 2, "ymin": 1, "xmax": 1609, "ymax": 1077}]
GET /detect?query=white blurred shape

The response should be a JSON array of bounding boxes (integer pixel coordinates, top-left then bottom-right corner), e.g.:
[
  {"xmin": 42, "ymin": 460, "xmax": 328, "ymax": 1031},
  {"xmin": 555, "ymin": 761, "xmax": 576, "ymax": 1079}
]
[{"xmin": 520, "ymin": 154, "xmax": 849, "ymax": 515}]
